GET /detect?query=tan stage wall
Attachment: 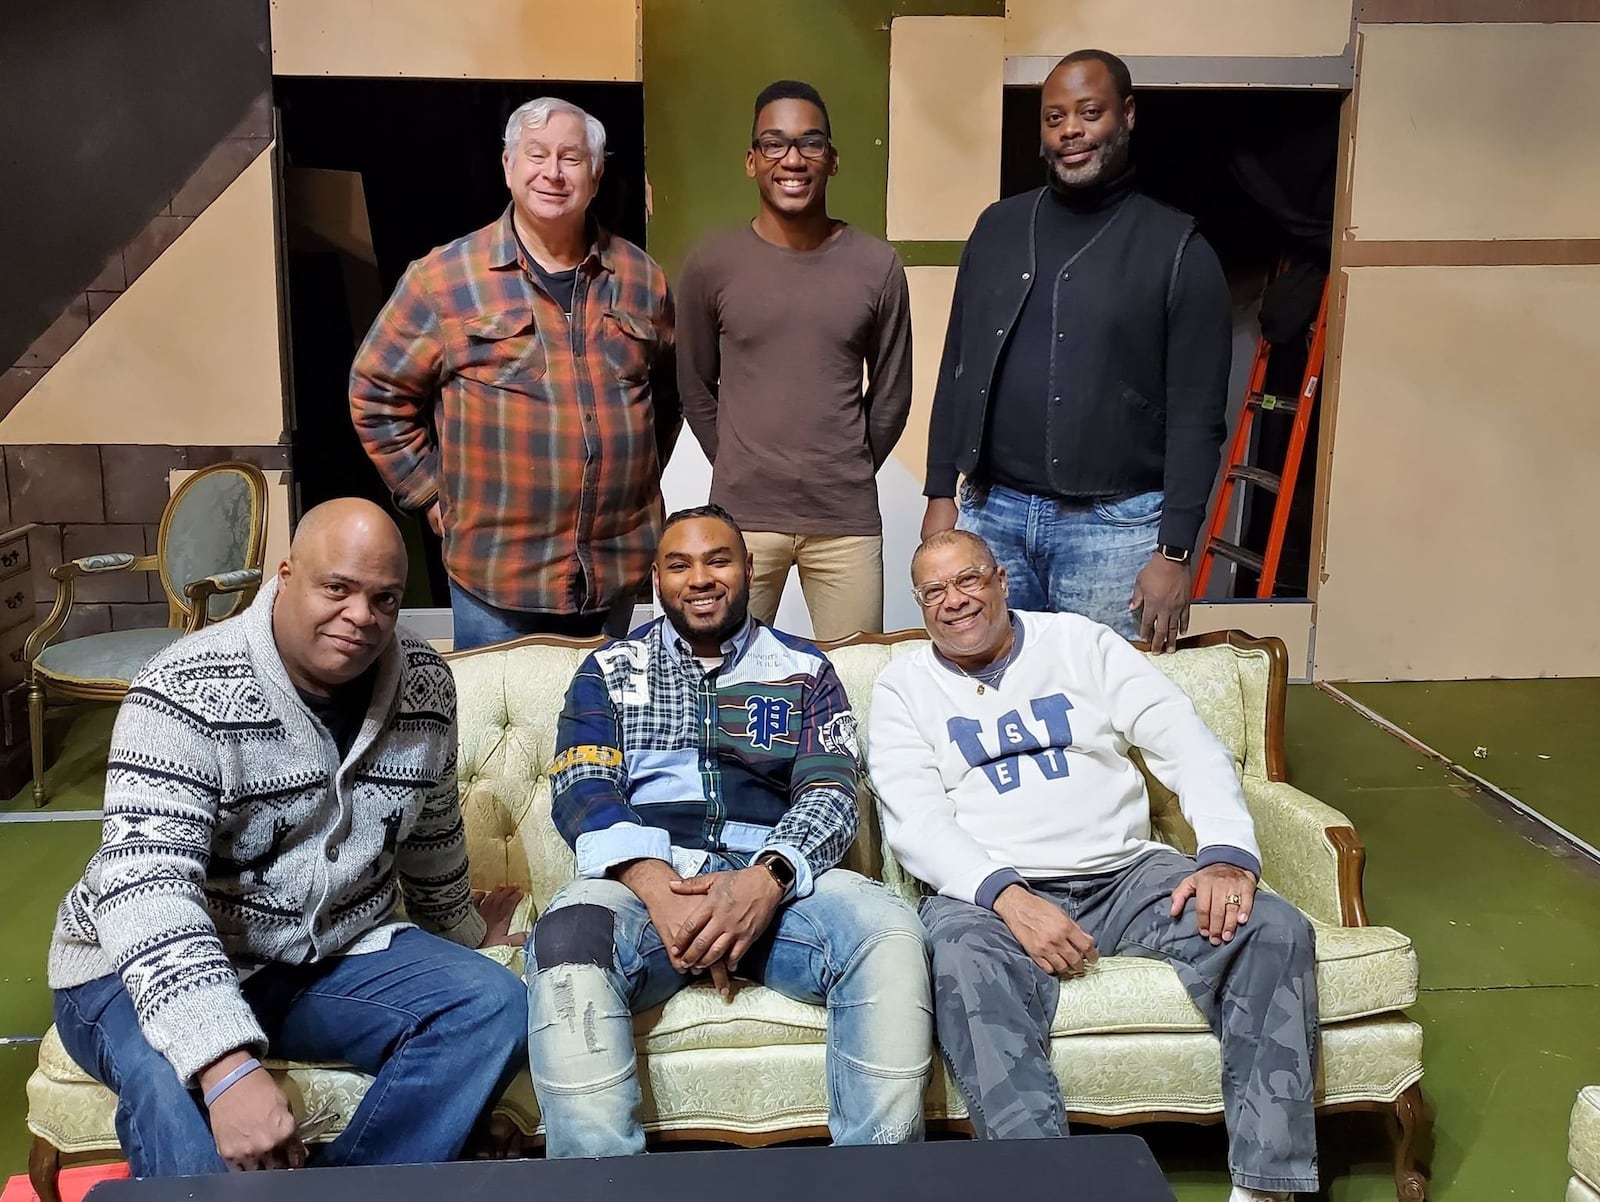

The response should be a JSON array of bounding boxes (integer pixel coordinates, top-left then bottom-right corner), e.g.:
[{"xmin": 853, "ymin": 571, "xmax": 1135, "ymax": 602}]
[
  {"xmin": 270, "ymin": 0, "xmax": 640, "ymax": 80},
  {"xmin": 0, "ymin": 150, "xmax": 285, "ymax": 448},
  {"xmin": 1004, "ymin": 0, "xmax": 1354, "ymax": 58},
  {"xmin": 899, "ymin": 266, "xmax": 959, "ymax": 485},
  {"xmin": 1313, "ymin": 20, "xmax": 1600, "ymax": 680},
  {"xmin": 887, "ymin": 17, "xmax": 1005, "ymax": 242}
]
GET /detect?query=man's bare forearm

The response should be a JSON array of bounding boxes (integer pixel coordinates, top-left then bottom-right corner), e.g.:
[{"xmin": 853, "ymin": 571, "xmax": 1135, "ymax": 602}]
[{"xmin": 613, "ymin": 857, "xmax": 679, "ymax": 905}]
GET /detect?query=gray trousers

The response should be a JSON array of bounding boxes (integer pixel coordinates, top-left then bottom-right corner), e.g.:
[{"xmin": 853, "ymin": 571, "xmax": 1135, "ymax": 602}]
[{"xmin": 921, "ymin": 850, "xmax": 1318, "ymax": 1194}]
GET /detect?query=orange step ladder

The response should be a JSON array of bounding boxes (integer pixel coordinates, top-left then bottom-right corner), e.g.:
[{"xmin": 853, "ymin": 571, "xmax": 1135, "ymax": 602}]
[{"xmin": 1194, "ymin": 271, "xmax": 1330, "ymax": 599}]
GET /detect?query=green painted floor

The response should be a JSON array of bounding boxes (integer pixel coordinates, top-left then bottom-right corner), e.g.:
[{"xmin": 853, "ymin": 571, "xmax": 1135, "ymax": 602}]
[
  {"xmin": 2, "ymin": 705, "xmax": 114, "ymax": 813},
  {"xmin": 1342, "ymin": 678, "xmax": 1600, "ymax": 853},
  {"xmin": 2, "ymin": 686, "xmax": 1597, "ymax": 1199}
]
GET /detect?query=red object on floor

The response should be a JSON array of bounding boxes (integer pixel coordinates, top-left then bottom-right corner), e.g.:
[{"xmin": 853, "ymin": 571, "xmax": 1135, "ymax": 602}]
[{"xmin": 1, "ymin": 1163, "xmax": 129, "ymax": 1202}]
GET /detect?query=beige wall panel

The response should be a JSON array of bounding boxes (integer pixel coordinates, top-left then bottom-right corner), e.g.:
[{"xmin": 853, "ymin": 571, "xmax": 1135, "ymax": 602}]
[
  {"xmin": 271, "ymin": 0, "xmax": 639, "ymax": 81},
  {"xmin": 0, "ymin": 151, "xmax": 284, "ymax": 446},
  {"xmin": 1004, "ymin": 0, "xmax": 1352, "ymax": 58},
  {"xmin": 887, "ymin": 17, "xmax": 1004, "ymax": 242},
  {"xmin": 1189, "ymin": 602, "xmax": 1314, "ymax": 681},
  {"xmin": 1350, "ymin": 23, "xmax": 1600, "ymax": 241},
  {"xmin": 893, "ymin": 266, "xmax": 958, "ymax": 485},
  {"xmin": 1315, "ymin": 265, "xmax": 1600, "ymax": 681},
  {"xmin": 172, "ymin": 470, "xmax": 292, "ymax": 579}
]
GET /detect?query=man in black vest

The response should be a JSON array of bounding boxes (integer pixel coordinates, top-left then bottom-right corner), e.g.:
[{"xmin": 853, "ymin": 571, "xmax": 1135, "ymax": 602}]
[{"xmin": 920, "ymin": 49, "xmax": 1231, "ymax": 653}]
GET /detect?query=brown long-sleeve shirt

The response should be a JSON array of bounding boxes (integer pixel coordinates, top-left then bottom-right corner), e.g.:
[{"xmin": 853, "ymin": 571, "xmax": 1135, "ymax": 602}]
[{"xmin": 676, "ymin": 224, "xmax": 912, "ymax": 536}]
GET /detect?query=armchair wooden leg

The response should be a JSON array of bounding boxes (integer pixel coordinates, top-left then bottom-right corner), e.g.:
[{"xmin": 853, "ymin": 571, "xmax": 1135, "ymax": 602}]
[
  {"xmin": 1391, "ymin": 1082, "xmax": 1431, "ymax": 1201},
  {"xmin": 28, "ymin": 1135, "xmax": 63, "ymax": 1202},
  {"xmin": 28, "ymin": 675, "xmax": 47, "ymax": 808}
]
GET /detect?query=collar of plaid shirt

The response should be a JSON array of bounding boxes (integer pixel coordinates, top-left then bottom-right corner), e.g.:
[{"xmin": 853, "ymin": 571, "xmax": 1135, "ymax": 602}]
[
  {"xmin": 660, "ymin": 615, "xmax": 758, "ymax": 671},
  {"xmin": 488, "ymin": 205, "xmax": 615, "ymax": 277}
]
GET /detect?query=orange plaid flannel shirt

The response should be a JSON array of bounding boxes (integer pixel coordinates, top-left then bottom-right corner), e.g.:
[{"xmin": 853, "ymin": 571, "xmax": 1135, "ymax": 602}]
[{"xmin": 350, "ymin": 208, "xmax": 679, "ymax": 614}]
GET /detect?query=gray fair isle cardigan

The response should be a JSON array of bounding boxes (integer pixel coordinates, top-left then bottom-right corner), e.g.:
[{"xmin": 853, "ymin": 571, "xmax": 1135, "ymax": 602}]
[{"xmin": 47, "ymin": 577, "xmax": 485, "ymax": 1084}]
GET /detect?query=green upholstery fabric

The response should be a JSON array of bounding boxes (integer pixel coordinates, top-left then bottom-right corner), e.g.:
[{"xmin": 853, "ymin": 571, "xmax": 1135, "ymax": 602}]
[
  {"xmin": 33, "ymin": 628, "xmax": 183, "ymax": 686},
  {"xmin": 163, "ymin": 469, "xmax": 258, "ymax": 621}
]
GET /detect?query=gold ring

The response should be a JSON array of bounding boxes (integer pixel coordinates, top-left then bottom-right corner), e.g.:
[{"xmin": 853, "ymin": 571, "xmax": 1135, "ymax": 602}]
[{"xmin": 1225, "ymin": 893, "xmax": 1242, "ymax": 906}]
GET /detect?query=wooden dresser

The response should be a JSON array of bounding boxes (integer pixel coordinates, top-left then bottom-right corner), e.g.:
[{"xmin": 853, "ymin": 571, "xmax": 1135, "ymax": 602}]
[{"xmin": 0, "ymin": 524, "xmax": 38, "ymax": 798}]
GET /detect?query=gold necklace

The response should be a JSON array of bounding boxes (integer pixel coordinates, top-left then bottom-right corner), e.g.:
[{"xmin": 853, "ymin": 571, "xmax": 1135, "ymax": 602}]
[{"xmin": 954, "ymin": 627, "xmax": 1019, "ymax": 695}]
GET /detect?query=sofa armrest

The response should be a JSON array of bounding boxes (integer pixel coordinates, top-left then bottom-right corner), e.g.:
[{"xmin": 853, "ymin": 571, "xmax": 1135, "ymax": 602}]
[{"xmin": 1242, "ymin": 777, "xmax": 1368, "ymax": 928}]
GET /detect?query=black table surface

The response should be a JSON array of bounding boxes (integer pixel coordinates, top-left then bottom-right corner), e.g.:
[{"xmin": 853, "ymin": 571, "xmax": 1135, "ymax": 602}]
[{"xmin": 88, "ymin": 1135, "xmax": 1177, "ymax": 1201}]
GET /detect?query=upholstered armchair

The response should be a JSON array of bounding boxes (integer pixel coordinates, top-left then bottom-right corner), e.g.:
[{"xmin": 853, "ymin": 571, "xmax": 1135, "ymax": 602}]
[{"xmin": 25, "ymin": 461, "xmax": 269, "ymax": 805}]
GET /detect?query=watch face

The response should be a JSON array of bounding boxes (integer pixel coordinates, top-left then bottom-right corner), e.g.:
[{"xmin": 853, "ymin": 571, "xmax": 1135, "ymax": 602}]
[{"xmin": 761, "ymin": 855, "xmax": 796, "ymax": 887}]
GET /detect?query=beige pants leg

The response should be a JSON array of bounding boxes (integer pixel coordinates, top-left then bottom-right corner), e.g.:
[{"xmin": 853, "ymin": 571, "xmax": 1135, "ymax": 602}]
[
  {"xmin": 795, "ymin": 534, "xmax": 885, "ymax": 642},
  {"xmin": 744, "ymin": 531, "xmax": 799, "ymax": 627}
]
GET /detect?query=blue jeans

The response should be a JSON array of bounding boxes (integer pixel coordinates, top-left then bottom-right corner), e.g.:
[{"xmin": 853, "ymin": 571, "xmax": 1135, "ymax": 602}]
[
  {"xmin": 448, "ymin": 579, "xmax": 623, "ymax": 651},
  {"xmin": 52, "ymin": 928, "xmax": 528, "ymax": 1177},
  {"xmin": 525, "ymin": 866, "xmax": 933, "ymax": 1156},
  {"xmin": 955, "ymin": 482, "xmax": 1162, "ymax": 639}
]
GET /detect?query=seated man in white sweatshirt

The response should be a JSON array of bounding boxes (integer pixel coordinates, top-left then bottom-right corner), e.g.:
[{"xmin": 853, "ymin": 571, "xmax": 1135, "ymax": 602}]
[{"xmin": 868, "ymin": 529, "xmax": 1317, "ymax": 1202}]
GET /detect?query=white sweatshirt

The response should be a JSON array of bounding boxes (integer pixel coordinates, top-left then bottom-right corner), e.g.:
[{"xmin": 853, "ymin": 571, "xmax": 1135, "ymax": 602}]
[{"xmin": 867, "ymin": 610, "xmax": 1260, "ymax": 906}]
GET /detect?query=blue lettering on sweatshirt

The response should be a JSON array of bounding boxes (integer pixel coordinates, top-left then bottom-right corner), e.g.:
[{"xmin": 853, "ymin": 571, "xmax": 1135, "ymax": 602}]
[{"xmin": 947, "ymin": 694, "xmax": 1076, "ymax": 793}]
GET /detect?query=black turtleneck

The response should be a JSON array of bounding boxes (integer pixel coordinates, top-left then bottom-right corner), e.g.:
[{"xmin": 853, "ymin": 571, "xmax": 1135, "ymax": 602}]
[{"xmin": 982, "ymin": 168, "xmax": 1225, "ymax": 522}]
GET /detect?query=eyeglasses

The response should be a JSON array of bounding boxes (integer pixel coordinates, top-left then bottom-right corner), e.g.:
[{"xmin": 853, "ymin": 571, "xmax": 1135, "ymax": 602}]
[
  {"xmin": 912, "ymin": 564, "xmax": 994, "ymax": 608},
  {"xmin": 752, "ymin": 134, "xmax": 832, "ymax": 161}
]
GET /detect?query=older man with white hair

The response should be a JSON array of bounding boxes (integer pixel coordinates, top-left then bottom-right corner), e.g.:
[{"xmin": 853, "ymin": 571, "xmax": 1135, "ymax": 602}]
[{"xmin": 352, "ymin": 97, "xmax": 680, "ymax": 650}]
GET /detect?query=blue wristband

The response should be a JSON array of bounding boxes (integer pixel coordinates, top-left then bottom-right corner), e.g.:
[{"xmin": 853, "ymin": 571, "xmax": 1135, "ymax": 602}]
[{"xmin": 203, "ymin": 1057, "xmax": 262, "ymax": 1108}]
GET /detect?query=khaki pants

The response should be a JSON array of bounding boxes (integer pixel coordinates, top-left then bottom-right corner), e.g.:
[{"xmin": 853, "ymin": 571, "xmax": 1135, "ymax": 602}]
[{"xmin": 743, "ymin": 532, "xmax": 884, "ymax": 643}]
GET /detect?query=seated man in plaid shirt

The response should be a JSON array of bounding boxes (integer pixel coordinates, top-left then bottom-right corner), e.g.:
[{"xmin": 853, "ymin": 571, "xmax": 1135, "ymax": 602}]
[{"xmin": 526, "ymin": 503, "xmax": 932, "ymax": 1155}]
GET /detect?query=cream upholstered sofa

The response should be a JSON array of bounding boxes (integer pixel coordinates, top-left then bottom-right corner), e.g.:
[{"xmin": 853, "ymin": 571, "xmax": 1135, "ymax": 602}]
[
  {"xmin": 1572, "ymin": 1086, "xmax": 1600, "ymax": 1201},
  {"xmin": 26, "ymin": 629, "xmax": 1427, "ymax": 1200}
]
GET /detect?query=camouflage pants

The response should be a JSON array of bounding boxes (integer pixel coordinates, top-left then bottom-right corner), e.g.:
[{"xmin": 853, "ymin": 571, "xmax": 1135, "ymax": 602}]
[{"xmin": 922, "ymin": 849, "xmax": 1318, "ymax": 1194}]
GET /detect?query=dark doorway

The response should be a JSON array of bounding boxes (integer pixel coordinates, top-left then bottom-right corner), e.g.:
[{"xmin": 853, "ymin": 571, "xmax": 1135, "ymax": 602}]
[
  {"xmin": 1000, "ymin": 86, "xmax": 1342, "ymax": 598},
  {"xmin": 273, "ymin": 77, "xmax": 646, "ymax": 605}
]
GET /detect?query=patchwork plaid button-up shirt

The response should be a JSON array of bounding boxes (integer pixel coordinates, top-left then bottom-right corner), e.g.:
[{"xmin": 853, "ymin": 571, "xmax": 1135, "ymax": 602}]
[
  {"xmin": 551, "ymin": 616, "xmax": 861, "ymax": 900},
  {"xmin": 350, "ymin": 208, "xmax": 680, "ymax": 615}
]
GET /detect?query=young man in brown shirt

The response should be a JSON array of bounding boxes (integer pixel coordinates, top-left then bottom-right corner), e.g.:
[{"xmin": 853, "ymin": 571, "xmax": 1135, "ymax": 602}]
[{"xmin": 676, "ymin": 80, "xmax": 913, "ymax": 642}]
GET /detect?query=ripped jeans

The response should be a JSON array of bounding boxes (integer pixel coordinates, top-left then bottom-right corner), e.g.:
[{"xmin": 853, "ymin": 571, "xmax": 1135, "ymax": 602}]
[{"xmin": 525, "ymin": 865, "xmax": 933, "ymax": 1156}]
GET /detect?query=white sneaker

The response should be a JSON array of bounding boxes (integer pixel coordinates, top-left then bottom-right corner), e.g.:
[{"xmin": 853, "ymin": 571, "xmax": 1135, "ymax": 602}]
[{"xmin": 1229, "ymin": 1189, "xmax": 1292, "ymax": 1202}]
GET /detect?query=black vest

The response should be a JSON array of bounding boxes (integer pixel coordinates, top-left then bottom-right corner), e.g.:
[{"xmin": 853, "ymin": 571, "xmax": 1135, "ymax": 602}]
[{"xmin": 932, "ymin": 187, "xmax": 1196, "ymax": 498}]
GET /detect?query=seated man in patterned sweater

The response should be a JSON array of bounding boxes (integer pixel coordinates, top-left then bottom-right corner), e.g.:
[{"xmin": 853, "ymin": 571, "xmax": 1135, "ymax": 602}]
[
  {"xmin": 527, "ymin": 503, "xmax": 932, "ymax": 1156},
  {"xmin": 48, "ymin": 499, "xmax": 527, "ymax": 1178}
]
